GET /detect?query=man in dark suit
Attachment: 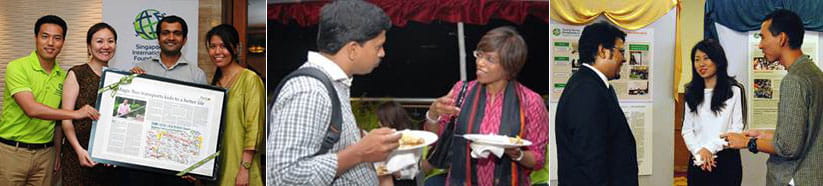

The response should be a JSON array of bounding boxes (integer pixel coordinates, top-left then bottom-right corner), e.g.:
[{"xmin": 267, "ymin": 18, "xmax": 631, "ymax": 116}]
[{"xmin": 555, "ymin": 22, "xmax": 638, "ymax": 186}]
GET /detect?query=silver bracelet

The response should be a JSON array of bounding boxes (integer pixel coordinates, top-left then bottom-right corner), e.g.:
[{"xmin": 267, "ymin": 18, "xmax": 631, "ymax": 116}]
[
  {"xmin": 513, "ymin": 150, "xmax": 525, "ymax": 161},
  {"xmin": 425, "ymin": 110, "xmax": 440, "ymax": 124}
]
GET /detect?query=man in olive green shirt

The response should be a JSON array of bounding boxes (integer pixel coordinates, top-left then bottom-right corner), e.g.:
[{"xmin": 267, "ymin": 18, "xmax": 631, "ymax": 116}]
[
  {"xmin": 724, "ymin": 9, "xmax": 823, "ymax": 186},
  {"xmin": 0, "ymin": 15, "xmax": 99, "ymax": 185}
]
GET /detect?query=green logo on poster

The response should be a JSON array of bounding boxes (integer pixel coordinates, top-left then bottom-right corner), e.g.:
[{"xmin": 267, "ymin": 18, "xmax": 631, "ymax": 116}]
[
  {"xmin": 552, "ymin": 28, "xmax": 561, "ymax": 36},
  {"xmin": 134, "ymin": 9, "xmax": 166, "ymax": 40}
]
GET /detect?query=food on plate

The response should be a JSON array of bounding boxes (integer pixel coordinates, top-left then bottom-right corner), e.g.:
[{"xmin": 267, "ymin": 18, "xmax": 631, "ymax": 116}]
[
  {"xmin": 375, "ymin": 164, "xmax": 388, "ymax": 175},
  {"xmin": 399, "ymin": 133, "xmax": 424, "ymax": 148},
  {"xmin": 509, "ymin": 136, "xmax": 523, "ymax": 145}
]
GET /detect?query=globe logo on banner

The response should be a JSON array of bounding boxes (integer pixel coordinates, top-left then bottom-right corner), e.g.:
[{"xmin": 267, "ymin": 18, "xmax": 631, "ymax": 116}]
[
  {"xmin": 552, "ymin": 28, "xmax": 561, "ymax": 36},
  {"xmin": 133, "ymin": 9, "xmax": 166, "ymax": 40}
]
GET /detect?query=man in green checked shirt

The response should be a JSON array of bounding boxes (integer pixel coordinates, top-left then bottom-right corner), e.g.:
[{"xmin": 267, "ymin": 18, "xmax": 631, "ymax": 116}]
[{"xmin": 0, "ymin": 15, "xmax": 100, "ymax": 186}]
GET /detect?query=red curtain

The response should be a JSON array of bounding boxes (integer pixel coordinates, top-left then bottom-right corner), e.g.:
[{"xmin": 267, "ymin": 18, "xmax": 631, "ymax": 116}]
[{"xmin": 268, "ymin": 0, "xmax": 549, "ymax": 27}]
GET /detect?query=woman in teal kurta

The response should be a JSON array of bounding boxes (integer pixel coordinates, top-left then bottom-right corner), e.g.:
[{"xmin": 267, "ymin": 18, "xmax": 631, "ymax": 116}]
[{"xmin": 207, "ymin": 24, "xmax": 264, "ymax": 186}]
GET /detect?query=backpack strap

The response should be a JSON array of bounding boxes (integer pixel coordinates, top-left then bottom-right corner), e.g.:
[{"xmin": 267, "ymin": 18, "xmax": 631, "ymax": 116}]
[{"xmin": 269, "ymin": 67, "xmax": 342, "ymax": 155}]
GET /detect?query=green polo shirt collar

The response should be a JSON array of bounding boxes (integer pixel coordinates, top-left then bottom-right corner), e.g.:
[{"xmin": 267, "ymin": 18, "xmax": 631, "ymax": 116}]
[{"xmin": 29, "ymin": 51, "xmax": 64, "ymax": 75}]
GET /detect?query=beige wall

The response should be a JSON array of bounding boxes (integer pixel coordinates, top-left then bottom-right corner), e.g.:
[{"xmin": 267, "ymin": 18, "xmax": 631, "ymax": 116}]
[
  {"xmin": 0, "ymin": 0, "xmax": 222, "ymax": 110},
  {"xmin": 199, "ymin": 0, "xmax": 223, "ymax": 83},
  {"xmin": 678, "ymin": 0, "xmax": 706, "ymax": 93}
]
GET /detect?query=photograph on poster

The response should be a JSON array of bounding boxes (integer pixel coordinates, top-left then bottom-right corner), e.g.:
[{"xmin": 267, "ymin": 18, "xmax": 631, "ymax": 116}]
[
  {"xmin": 570, "ymin": 42, "xmax": 580, "ymax": 68},
  {"xmin": 754, "ymin": 79, "xmax": 773, "ymax": 99},
  {"xmin": 630, "ymin": 66, "xmax": 649, "ymax": 80},
  {"xmin": 113, "ymin": 97, "xmax": 147, "ymax": 121},
  {"xmin": 630, "ymin": 51, "xmax": 644, "ymax": 65},
  {"xmin": 628, "ymin": 81, "xmax": 649, "ymax": 96},
  {"xmin": 752, "ymin": 56, "xmax": 784, "ymax": 71}
]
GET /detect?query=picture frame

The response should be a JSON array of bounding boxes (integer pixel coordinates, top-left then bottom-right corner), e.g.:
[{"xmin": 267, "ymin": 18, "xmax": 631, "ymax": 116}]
[{"xmin": 88, "ymin": 69, "xmax": 227, "ymax": 181}]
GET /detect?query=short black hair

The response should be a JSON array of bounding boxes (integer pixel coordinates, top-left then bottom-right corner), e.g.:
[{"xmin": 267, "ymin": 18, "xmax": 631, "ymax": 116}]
[
  {"xmin": 578, "ymin": 22, "xmax": 626, "ymax": 65},
  {"xmin": 316, "ymin": 0, "xmax": 391, "ymax": 54},
  {"xmin": 763, "ymin": 9, "xmax": 804, "ymax": 49},
  {"xmin": 34, "ymin": 15, "xmax": 68, "ymax": 37},
  {"xmin": 477, "ymin": 26, "xmax": 528, "ymax": 80},
  {"xmin": 155, "ymin": 15, "xmax": 188, "ymax": 39},
  {"xmin": 86, "ymin": 22, "xmax": 118, "ymax": 46}
]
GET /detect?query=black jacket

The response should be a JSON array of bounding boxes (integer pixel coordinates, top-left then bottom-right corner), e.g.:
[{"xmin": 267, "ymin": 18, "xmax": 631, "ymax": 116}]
[{"xmin": 555, "ymin": 66, "xmax": 639, "ymax": 186}]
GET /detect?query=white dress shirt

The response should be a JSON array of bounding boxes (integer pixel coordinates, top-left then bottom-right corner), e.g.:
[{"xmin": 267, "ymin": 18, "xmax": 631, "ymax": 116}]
[{"xmin": 681, "ymin": 86, "xmax": 744, "ymax": 158}]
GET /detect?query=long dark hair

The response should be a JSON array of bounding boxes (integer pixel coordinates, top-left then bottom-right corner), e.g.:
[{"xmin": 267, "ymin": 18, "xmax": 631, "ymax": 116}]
[
  {"xmin": 375, "ymin": 101, "xmax": 413, "ymax": 130},
  {"xmin": 206, "ymin": 24, "xmax": 267, "ymax": 85},
  {"xmin": 207, "ymin": 24, "xmax": 239, "ymax": 85},
  {"xmin": 685, "ymin": 39, "xmax": 738, "ymax": 115}
]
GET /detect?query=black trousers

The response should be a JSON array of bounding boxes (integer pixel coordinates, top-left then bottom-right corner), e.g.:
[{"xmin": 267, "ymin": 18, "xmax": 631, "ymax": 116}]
[
  {"xmin": 120, "ymin": 169, "xmax": 195, "ymax": 186},
  {"xmin": 687, "ymin": 149, "xmax": 742, "ymax": 186}
]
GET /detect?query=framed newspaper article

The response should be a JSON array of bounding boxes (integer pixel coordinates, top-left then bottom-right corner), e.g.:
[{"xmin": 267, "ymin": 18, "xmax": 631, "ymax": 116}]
[{"xmin": 88, "ymin": 69, "xmax": 227, "ymax": 181}]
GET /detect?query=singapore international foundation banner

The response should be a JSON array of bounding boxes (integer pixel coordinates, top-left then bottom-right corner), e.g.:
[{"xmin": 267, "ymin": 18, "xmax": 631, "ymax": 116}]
[{"xmin": 103, "ymin": 0, "xmax": 198, "ymax": 71}]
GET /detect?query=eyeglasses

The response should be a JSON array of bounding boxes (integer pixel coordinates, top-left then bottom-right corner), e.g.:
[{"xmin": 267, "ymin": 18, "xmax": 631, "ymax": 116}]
[{"xmin": 473, "ymin": 50, "xmax": 498, "ymax": 65}]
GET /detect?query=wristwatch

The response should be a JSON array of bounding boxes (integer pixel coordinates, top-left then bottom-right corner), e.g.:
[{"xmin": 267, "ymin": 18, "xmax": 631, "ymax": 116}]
[
  {"xmin": 241, "ymin": 161, "xmax": 252, "ymax": 169},
  {"xmin": 747, "ymin": 137, "xmax": 759, "ymax": 154}
]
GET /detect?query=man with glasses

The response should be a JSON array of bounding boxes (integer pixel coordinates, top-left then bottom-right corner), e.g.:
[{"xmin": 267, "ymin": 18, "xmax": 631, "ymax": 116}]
[{"xmin": 555, "ymin": 21, "xmax": 638, "ymax": 186}]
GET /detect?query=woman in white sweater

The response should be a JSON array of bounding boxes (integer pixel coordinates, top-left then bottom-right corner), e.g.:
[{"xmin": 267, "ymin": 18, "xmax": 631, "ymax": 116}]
[{"xmin": 681, "ymin": 39, "xmax": 744, "ymax": 186}]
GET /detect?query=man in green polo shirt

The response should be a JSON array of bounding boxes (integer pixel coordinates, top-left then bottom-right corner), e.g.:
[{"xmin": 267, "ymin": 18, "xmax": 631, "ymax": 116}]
[{"xmin": 0, "ymin": 15, "xmax": 100, "ymax": 185}]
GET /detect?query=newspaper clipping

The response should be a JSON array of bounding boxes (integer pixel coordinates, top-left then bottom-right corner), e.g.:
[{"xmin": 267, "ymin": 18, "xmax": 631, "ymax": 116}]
[{"xmin": 90, "ymin": 71, "xmax": 225, "ymax": 178}]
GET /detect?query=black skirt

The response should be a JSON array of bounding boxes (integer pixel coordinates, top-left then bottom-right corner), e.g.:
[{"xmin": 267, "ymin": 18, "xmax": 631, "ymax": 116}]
[
  {"xmin": 687, "ymin": 149, "xmax": 742, "ymax": 186},
  {"xmin": 393, "ymin": 178, "xmax": 417, "ymax": 186}
]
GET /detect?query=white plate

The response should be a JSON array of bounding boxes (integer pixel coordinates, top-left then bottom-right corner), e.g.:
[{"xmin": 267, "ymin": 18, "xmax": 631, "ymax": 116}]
[
  {"xmin": 462, "ymin": 134, "xmax": 532, "ymax": 148},
  {"xmin": 396, "ymin": 130, "xmax": 438, "ymax": 151}
]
